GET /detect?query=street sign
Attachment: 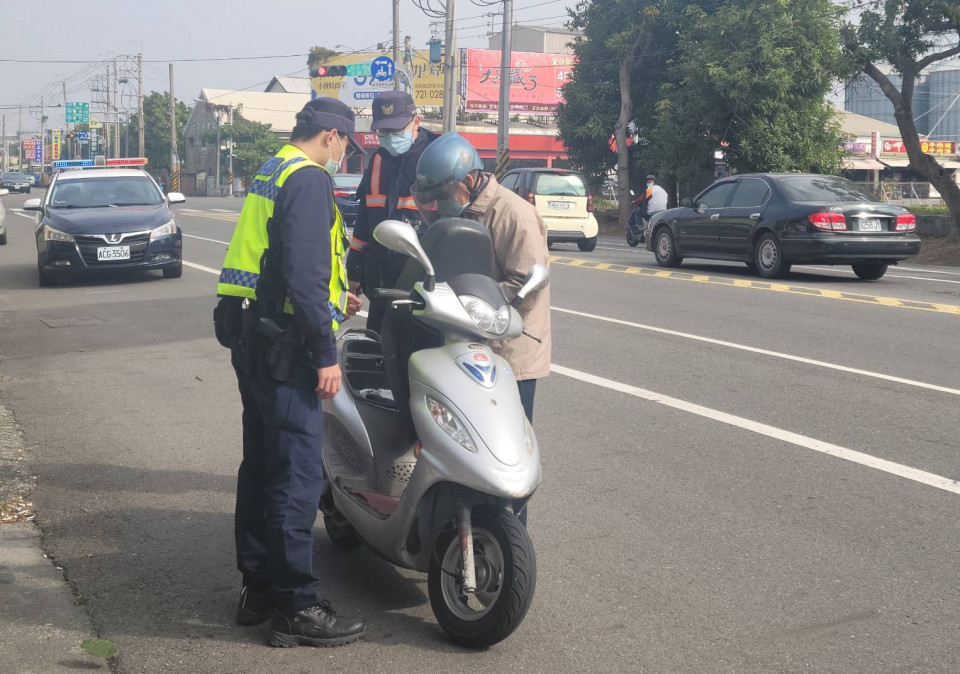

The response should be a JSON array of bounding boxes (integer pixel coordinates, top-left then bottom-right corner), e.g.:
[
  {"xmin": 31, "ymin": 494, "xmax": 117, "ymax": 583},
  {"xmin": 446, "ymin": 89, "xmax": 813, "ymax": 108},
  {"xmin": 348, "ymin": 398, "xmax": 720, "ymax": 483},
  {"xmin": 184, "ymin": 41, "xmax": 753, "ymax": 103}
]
[
  {"xmin": 77, "ymin": 131, "xmax": 89, "ymax": 141},
  {"xmin": 65, "ymin": 102, "xmax": 90, "ymax": 124},
  {"xmin": 34, "ymin": 141, "xmax": 42, "ymax": 163},
  {"xmin": 371, "ymin": 56, "xmax": 395, "ymax": 82}
]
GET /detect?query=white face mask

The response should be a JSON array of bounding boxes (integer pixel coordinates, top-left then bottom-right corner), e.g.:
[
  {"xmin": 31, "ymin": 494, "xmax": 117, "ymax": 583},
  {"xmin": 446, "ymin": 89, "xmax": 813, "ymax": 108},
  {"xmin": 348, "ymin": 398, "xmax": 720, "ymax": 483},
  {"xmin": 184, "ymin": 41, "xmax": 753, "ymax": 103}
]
[{"xmin": 324, "ymin": 134, "xmax": 345, "ymax": 175}]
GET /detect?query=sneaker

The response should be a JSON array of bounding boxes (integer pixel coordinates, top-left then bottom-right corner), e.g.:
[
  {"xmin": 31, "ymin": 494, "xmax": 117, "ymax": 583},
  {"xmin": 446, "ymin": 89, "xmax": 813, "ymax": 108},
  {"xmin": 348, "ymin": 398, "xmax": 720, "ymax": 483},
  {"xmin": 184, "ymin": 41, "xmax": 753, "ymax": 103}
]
[
  {"xmin": 269, "ymin": 600, "xmax": 366, "ymax": 648},
  {"xmin": 236, "ymin": 586, "xmax": 275, "ymax": 626}
]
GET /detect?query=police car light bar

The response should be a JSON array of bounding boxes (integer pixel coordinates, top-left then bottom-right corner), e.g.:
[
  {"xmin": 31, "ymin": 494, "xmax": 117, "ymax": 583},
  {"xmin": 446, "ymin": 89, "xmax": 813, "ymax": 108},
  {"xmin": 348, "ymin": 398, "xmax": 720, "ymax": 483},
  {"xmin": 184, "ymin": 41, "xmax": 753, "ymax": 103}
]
[
  {"xmin": 105, "ymin": 158, "xmax": 148, "ymax": 166},
  {"xmin": 54, "ymin": 159, "xmax": 95, "ymax": 168}
]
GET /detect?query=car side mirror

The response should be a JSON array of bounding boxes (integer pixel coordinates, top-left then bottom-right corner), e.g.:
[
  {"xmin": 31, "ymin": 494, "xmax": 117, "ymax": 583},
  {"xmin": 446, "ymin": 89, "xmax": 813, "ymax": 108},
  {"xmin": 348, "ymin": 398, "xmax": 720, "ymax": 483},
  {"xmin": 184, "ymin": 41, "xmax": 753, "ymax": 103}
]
[
  {"xmin": 23, "ymin": 198, "xmax": 42, "ymax": 211},
  {"xmin": 511, "ymin": 264, "xmax": 550, "ymax": 308},
  {"xmin": 680, "ymin": 197, "xmax": 694, "ymax": 208},
  {"xmin": 374, "ymin": 219, "xmax": 436, "ymax": 290},
  {"xmin": 0, "ymin": 189, "xmax": 8, "ymax": 197},
  {"xmin": 166, "ymin": 192, "xmax": 186, "ymax": 204}
]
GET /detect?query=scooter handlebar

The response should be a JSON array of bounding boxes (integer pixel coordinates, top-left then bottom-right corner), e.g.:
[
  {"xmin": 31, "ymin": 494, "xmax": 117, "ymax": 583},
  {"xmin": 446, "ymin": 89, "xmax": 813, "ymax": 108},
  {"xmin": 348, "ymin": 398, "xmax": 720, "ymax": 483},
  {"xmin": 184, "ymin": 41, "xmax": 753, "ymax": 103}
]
[{"xmin": 372, "ymin": 288, "xmax": 416, "ymax": 301}]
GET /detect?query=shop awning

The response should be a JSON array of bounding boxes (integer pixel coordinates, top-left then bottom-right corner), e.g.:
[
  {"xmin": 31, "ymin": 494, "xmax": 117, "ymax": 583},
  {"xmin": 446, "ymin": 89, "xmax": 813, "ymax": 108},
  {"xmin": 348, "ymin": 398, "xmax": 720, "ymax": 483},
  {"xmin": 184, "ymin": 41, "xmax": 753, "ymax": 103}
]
[
  {"xmin": 842, "ymin": 157, "xmax": 885, "ymax": 170},
  {"xmin": 933, "ymin": 159, "xmax": 960, "ymax": 169},
  {"xmin": 879, "ymin": 158, "xmax": 911, "ymax": 168}
]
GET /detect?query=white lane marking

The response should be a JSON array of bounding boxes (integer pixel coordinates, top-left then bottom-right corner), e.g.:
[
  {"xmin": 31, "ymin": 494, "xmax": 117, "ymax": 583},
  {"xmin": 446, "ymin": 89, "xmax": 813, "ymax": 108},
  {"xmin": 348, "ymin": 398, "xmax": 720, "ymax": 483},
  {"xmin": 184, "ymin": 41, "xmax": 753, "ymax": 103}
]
[
  {"xmin": 14, "ymin": 212, "xmax": 34, "ymax": 220},
  {"xmin": 897, "ymin": 266, "xmax": 960, "ymax": 276},
  {"xmin": 179, "ymin": 208, "xmax": 202, "ymax": 212},
  {"xmin": 183, "ymin": 260, "xmax": 222, "ymax": 275},
  {"xmin": 552, "ymin": 363, "xmax": 960, "ymax": 496},
  {"xmin": 183, "ymin": 233, "xmax": 229, "ymax": 245},
  {"xmin": 210, "ymin": 209, "xmax": 236, "ymax": 213},
  {"xmin": 797, "ymin": 265, "xmax": 960, "ymax": 285},
  {"xmin": 87, "ymin": 290, "xmax": 122, "ymax": 295},
  {"xmin": 552, "ymin": 306, "xmax": 960, "ymax": 397}
]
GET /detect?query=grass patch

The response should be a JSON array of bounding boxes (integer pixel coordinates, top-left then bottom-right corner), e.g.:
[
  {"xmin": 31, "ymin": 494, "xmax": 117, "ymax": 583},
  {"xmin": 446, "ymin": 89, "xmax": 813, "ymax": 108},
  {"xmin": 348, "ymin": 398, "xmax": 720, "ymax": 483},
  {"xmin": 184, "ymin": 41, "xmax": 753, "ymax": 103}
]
[{"xmin": 909, "ymin": 205, "xmax": 950, "ymax": 216}]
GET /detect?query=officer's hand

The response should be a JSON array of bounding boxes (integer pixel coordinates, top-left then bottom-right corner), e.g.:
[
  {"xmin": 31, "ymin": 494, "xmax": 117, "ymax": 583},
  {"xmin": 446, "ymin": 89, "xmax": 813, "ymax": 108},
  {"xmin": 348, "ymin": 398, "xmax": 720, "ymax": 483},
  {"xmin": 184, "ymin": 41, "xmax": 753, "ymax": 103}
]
[
  {"xmin": 349, "ymin": 280, "xmax": 362, "ymax": 297},
  {"xmin": 316, "ymin": 364, "xmax": 342, "ymax": 399},
  {"xmin": 346, "ymin": 292, "xmax": 363, "ymax": 317}
]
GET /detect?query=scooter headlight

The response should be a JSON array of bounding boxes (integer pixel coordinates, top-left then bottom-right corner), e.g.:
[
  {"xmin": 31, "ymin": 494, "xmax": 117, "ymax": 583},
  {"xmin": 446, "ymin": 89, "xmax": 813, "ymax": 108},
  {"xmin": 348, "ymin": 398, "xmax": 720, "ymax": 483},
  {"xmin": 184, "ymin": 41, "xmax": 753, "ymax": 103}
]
[
  {"xmin": 426, "ymin": 396, "xmax": 477, "ymax": 452},
  {"xmin": 459, "ymin": 295, "xmax": 510, "ymax": 336}
]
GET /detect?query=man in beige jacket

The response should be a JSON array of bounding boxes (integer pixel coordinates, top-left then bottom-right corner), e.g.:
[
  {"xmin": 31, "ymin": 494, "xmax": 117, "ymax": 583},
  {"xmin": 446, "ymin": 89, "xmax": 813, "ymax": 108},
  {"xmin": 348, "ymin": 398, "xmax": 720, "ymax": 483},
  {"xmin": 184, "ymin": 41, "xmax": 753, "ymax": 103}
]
[{"xmin": 411, "ymin": 132, "xmax": 551, "ymax": 423}]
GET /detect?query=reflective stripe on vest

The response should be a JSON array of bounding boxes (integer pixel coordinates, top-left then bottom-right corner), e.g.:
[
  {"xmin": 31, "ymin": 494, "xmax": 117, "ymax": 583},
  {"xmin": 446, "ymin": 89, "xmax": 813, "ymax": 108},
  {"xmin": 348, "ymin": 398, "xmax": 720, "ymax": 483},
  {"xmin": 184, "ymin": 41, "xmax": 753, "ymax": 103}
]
[
  {"xmin": 397, "ymin": 196, "xmax": 417, "ymax": 210},
  {"xmin": 217, "ymin": 144, "xmax": 349, "ymax": 331},
  {"xmin": 365, "ymin": 154, "xmax": 387, "ymax": 207}
]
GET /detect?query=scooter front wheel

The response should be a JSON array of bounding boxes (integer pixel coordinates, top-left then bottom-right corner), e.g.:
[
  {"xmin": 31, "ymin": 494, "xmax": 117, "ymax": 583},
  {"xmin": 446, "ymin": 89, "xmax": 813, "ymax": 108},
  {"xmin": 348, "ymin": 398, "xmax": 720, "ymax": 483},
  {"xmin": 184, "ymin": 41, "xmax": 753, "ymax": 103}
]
[{"xmin": 428, "ymin": 508, "xmax": 536, "ymax": 648}]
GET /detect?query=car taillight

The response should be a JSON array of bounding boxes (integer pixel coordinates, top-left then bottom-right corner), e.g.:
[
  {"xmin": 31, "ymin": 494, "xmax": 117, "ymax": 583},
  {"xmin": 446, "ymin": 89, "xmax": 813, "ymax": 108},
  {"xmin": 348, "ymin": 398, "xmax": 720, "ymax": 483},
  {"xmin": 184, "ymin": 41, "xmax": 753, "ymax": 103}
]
[
  {"xmin": 808, "ymin": 212, "xmax": 847, "ymax": 231},
  {"xmin": 587, "ymin": 194, "xmax": 594, "ymax": 212},
  {"xmin": 895, "ymin": 213, "xmax": 916, "ymax": 232},
  {"xmin": 333, "ymin": 189, "xmax": 351, "ymax": 198},
  {"xmin": 527, "ymin": 192, "xmax": 535, "ymax": 204}
]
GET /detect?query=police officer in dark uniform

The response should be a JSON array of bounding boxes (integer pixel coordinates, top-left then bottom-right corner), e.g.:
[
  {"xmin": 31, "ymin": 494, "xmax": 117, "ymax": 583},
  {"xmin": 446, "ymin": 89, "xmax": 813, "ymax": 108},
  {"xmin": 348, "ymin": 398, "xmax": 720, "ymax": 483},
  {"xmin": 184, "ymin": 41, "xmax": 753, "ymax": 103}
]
[
  {"xmin": 346, "ymin": 90, "xmax": 439, "ymax": 332},
  {"xmin": 214, "ymin": 97, "xmax": 366, "ymax": 649}
]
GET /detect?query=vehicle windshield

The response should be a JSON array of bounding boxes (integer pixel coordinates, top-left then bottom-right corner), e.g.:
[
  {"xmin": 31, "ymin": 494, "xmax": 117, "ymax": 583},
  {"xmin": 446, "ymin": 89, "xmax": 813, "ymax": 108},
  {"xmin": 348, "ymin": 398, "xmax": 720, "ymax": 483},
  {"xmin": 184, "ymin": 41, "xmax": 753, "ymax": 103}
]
[
  {"xmin": 534, "ymin": 173, "xmax": 587, "ymax": 197},
  {"xmin": 49, "ymin": 176, "xmax": 163, "ymax": 209},
  {"xmin": 3, "ymin": 173, "xmax": 28, "ymax": 181},
  {"xmin": 332, "ymin": 174, "xmax": 362, "ymax": 188},
  {"xmin": 777, "ymin": 176, "xmax": 879, "ymax": 203}
]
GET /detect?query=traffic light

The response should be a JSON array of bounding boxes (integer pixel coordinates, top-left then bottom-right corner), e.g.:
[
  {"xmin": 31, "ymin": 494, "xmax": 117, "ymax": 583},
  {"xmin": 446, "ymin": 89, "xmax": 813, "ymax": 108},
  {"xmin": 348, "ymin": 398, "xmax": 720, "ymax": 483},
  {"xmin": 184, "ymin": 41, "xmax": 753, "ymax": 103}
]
[{"xmin": 310, "ymin": 65, "xmax": 348, "ymax": 77}]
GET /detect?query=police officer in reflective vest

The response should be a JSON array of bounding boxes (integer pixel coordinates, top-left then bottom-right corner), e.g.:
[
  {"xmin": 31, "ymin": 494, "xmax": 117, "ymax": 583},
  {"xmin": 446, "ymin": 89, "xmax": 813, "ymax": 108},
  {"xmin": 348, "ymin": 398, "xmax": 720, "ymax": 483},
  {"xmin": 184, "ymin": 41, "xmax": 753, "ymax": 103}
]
[
  {"xmin": 346, "ymin": 90, "xmax": 439, "ymax": 332},
  {"xmin": 213, "ymin": 97, "xmax": 366, "ymax": 648}
]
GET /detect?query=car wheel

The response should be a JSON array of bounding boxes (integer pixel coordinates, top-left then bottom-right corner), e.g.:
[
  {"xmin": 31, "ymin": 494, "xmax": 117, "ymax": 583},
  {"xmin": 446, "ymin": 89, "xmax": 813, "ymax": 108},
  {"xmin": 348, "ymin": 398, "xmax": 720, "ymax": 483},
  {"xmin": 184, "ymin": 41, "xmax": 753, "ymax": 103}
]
[
  {"xmin": 851, "ymin": 262, "xmax": 888, "ymax": 280},
  {"xmin": 547, "ymin": 241, "xmax": 554, "ymax": 250},
  {"xmin": 38, "ymin": 263, "xmax": 57, "ymax": 287},
  {"xmin": 578, "ymin": 236, "xmax": 597, "ymax": 252},
  {"xmin": 626, "ymin": 231, "xmax": 638, "ymax": 247},
  {"xmin": 653, "ymin": 226, "xmax": 682, "ymax": 267},
  {"xmin": 754, "ymin": 233, "xmax": 791, "ymax": 279},
  {"xmin": 163, "ymin": 262, "xmax": 183, "ymax": 279}
]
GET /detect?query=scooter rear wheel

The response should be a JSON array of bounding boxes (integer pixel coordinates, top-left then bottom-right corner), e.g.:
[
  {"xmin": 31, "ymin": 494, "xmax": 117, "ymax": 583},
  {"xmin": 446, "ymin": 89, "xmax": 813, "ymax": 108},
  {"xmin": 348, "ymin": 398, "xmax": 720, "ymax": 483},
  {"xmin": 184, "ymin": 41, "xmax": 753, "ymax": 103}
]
[{"xmin": 428, "ymin": 508, "xmax": 536, "ymax": 648}]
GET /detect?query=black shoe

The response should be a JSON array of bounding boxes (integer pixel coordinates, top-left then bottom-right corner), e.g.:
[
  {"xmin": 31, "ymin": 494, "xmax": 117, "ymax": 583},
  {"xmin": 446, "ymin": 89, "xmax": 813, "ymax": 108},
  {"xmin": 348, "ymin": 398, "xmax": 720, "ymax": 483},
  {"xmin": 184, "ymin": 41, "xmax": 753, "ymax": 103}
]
[
  {"xmin": 236, "ymin": 586, "xmax": 275, "ymax": 626},
  {"xmin": 269, "ymin": 600, "xmax": 366, "ymax": 648}
]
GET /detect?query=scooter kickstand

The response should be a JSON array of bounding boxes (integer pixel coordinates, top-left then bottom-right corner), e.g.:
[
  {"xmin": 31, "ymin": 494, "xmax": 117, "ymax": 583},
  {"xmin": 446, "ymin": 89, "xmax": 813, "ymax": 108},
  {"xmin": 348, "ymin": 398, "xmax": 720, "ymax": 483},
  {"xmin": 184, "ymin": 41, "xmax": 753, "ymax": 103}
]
[{"xmin": 457, "ymin": 505, "xmax": 477, "ymax": 594}]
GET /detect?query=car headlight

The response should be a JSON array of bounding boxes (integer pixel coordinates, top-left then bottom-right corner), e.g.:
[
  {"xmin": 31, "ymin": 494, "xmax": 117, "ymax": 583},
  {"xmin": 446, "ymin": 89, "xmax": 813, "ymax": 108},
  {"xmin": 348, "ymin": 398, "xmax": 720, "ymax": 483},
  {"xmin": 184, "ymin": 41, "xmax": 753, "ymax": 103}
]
[
  {"xmin": 459, "ymin": 295, "xmax": 510, "ymax": 336},
  {"xmin": 42, "ymin": 224, "xmax": 74, "ymax": 242},
  {"xmin": 150, "ymin": 218, "xmax": 178, "ymax": 240},
  {"xmin": 426, "ymin": 396, "xmax": 477, "ymax": 452}
]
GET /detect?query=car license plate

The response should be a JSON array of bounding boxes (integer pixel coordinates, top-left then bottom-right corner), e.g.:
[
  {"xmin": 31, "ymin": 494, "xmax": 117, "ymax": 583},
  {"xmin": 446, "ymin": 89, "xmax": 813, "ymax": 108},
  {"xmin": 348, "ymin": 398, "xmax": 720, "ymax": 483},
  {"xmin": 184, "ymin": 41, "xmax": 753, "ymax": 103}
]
[
  {"xmin": 548, "ymin": 201, "xmax": 573, "ymax": 210},
  {"xmin": 858, "ymin": 218, "xmax": 883, "ymax": 232},
  {"xmin": 97, "ymin": 246, "xmax": 130, "ymax": 261}
]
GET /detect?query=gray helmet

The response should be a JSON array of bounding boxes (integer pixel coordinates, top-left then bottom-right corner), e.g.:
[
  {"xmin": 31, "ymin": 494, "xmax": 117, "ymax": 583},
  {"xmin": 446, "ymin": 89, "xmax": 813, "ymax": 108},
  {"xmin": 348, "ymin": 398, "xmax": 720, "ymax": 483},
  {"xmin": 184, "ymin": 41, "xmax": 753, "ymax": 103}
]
[{"xmin": 414, "ymin": 132, "xmax": 483, "ymax": 199}]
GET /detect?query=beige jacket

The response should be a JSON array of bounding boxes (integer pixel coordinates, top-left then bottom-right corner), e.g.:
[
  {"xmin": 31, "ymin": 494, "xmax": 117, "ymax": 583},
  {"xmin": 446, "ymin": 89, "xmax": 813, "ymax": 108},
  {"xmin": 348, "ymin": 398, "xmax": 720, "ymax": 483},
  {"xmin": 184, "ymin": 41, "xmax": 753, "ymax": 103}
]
[{"xmin": 465, "ymin": 176, "xmax": 552, "ymax": 380}]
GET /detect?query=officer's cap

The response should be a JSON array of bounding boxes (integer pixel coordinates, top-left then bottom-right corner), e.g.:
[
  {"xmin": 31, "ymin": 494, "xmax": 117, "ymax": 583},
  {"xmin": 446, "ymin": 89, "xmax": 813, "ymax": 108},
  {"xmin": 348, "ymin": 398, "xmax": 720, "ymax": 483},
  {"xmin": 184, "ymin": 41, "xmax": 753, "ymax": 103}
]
[{"xmin": 295, "ymin": 97, "xmax": 365, "ymax": 155}]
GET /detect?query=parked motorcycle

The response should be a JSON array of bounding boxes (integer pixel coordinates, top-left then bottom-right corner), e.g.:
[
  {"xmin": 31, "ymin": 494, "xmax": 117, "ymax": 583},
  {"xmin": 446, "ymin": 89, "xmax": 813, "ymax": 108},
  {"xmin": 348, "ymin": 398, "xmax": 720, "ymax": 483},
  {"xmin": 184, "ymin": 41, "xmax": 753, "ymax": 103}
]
[
  {"xmin": 626, "ymin": 205, "xmax": 646, "ymax": 247},
  {"xmin": 320, "ymin": 217, "xmax": 548, "ymax": 648}
]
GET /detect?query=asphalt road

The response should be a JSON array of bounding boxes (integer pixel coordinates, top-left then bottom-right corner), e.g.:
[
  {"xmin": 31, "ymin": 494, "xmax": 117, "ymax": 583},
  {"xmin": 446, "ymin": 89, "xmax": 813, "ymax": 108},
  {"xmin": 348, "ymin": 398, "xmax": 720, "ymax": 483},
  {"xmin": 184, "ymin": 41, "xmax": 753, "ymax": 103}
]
[{"xmin": 1, "ymin": 191, "xmax": 959, "ymax": 673}]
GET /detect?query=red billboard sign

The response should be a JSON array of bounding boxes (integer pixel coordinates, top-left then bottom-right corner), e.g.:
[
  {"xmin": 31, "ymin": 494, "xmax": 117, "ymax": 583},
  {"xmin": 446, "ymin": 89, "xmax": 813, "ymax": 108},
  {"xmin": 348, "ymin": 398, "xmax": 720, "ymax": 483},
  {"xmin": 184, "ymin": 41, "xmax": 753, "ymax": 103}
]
[
  {"xmin": 882, "ymin": 138, "xmax": 956, "ymax": 155},
  {"xmin": 465, "ymin": 49, "xmax": 574, "ymax": 115}
]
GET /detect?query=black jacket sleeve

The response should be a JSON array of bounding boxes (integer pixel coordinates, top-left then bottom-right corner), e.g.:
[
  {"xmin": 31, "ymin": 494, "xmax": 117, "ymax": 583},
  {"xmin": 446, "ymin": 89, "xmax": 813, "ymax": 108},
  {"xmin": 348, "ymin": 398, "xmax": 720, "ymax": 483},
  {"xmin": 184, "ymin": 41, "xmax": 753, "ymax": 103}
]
[
  {"xmin": 273, "ymin": 167, "xmax": 338, "ymax": 369},
  {"xmin": 346, "ymin": 169, "xmax": 373, "ymax": 286}
]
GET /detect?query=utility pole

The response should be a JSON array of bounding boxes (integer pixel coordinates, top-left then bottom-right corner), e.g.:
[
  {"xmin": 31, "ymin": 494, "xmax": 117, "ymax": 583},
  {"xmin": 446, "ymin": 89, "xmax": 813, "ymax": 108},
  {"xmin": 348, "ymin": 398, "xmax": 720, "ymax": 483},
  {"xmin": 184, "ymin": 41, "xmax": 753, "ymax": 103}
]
[
  {"xmin": 113, "ymin": 59, "xmax": 120, "ymax": 158},
  {"xmin": 2, "ymin": 115, "xmax": 7, "ymax": 172},
  {"xmin": 169, "ymin": 63, "xmax": 179, "ymax": 193},
  {"xmin": 137, "ymin": 52, "xmax": 144, "ymax": 157},
  {"xmin": 215, "ymin": 107, "xmax": 221, "ymax": 194},
  {"xmin": 393, "ymin": 0, "xmax": 401, "ymax": 90},
  {"xmin": 63, "ymin": 80, "xmax": 70, "ymax": 160},
  {"xmin": 40, "ymin": 96, "xmax": 45, "ymax": 172},
  {"xmin": 442, "ymin": 0, "xmax": 457, "ymax": 132},
  {"xmin": 104, "ymin": 65, "xmax": 111, "ymax": 158},
  {"xmin": 17, "ymin": 106, "xmax": 22, "ymax": 168},
  {"xmin": 228, "ymin": 105, "xmax": 234, "ymax": 197},
  {"xmin": 496, "ymin": 0, "xmax": 513, "ymax": 178}
]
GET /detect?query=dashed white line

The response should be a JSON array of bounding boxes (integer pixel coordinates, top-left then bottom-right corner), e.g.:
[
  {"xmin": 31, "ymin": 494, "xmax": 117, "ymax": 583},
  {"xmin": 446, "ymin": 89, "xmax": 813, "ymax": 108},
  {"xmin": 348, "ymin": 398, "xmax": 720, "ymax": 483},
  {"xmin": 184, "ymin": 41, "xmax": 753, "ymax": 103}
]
[
  {"xmin": 797, "ymin": 265, "xmax": 960, "ymax": 285},
  {"xmin": 210, "ymin": 209, "xmax": 236, "ymax": 213},
  {"xmin": 183, "ymin": 233, "xmax": 229, "ymax": 245},
  {"xmin": 183, "ymin": 260, "xmax": 222, "ymax": 275},
  {"xmin": 552, "ymin": 363, "xmax": 960, "ymax": 496},
  {"xmin": 897, "ymin": 266, "xmax": 960, "ymax": 276},
  {"xmin": 14, "ymin": 212, "xmax": 34, "ymax": 220},
  {"xmin": 552, "ymin": 306, "xmax": 960, "ymax": 397}
]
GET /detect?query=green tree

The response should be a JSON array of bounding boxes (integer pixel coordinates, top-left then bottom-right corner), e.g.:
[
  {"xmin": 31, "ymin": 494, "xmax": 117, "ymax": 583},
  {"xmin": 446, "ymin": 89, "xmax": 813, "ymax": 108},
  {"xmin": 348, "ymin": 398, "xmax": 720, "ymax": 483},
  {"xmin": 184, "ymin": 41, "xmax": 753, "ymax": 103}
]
[
  {"xmin": 126, "ymin": 92, "xmax": 191, "ymax": 172},
  {"xmin": 308, "ymin": 46, "xmax": 340, "ymax": 69},
  {"xmin": 651, "ymin": 0, "xmax": 849, "ymax": 183},
  {"xmin": 842, "ymin": 0, "xmax": 960, "ymax": 239},
  {"xmin": 206, "ymin": 109, "xmax": 283, "ymax": 181}
]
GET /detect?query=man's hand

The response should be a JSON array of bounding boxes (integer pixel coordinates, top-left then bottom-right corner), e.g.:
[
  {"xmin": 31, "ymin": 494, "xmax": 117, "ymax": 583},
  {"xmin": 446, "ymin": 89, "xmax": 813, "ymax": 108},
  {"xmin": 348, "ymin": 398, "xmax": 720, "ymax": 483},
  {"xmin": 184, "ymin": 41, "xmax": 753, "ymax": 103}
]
[
  {"xmin": 346, "ymin": 291, "xmax": 363, "ymax": 317},
  {"xmin": 349, "ymin": 280, "xmax": 362, "ymax": 297},
  {"xmin": 316, "ymin": 364, "xmax": 342, "ymax": 399}
]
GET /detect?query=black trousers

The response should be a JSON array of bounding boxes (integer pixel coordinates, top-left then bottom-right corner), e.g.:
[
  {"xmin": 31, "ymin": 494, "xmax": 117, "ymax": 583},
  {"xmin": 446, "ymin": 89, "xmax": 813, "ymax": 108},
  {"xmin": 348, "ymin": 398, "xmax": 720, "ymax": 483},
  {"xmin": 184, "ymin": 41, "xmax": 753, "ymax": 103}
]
[
  {"xmin": 231, "ymin": 347, "xmax": 325, "ymax": 613},
  {"xmin": 516, "ymin": 379, "xmax": 537, "ymax": 526}
]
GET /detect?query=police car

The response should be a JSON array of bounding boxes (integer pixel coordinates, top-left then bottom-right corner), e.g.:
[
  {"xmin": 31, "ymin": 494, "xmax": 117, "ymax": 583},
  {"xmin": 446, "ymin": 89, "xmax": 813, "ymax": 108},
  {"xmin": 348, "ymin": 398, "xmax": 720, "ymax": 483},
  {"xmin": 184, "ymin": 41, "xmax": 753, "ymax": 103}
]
[{"xmin": 24, "ymin": 157, "xmax": 185, "ymax": 286}]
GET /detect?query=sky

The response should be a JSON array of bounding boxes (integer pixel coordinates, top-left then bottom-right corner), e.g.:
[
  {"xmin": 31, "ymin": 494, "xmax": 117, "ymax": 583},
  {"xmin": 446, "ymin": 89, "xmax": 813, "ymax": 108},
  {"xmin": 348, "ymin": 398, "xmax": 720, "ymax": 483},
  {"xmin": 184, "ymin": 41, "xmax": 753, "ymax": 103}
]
[{"xmin": 0, "ymin": 0, "xmax": 573, "ymax": 134}]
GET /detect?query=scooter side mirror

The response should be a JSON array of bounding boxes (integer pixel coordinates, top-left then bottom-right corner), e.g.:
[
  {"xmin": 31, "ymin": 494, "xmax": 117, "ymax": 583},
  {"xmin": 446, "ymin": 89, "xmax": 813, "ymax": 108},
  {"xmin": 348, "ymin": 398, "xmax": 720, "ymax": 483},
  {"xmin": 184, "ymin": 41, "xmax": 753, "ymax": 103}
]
[
  {"xmin": 512, "ymin": 264, "xmax": 550, "ymax": 308},
  {"xmin": 373, "ymin": 220, "xmax": 436, "ymax": 289}
]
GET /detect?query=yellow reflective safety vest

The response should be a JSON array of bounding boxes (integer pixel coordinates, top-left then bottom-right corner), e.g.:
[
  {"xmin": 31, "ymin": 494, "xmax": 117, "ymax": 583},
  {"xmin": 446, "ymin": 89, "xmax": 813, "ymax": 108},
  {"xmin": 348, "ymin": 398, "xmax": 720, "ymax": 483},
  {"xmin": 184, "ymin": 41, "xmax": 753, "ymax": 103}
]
[{"xmin": 217, "ymin": 145, "xmax": 349, "ymax": 330}]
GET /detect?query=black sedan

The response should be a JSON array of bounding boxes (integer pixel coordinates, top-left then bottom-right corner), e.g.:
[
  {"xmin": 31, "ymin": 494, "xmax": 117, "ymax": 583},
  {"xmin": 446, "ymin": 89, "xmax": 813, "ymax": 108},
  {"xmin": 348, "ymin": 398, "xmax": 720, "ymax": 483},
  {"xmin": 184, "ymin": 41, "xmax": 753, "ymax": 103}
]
[
  {"xmin": 332, "ymin": 173, "xmax": 362, "ymax": 227},
  {"xmin": 26, "ymin": 168, "xmax": 185, "ymax": 286},
  {"xmin": 646, "ymin": 174, "xmax": 921, "ymax": 280},
  {"xmin": 1, "ymin": 172, "xmax": 32, "ymax": 194}
]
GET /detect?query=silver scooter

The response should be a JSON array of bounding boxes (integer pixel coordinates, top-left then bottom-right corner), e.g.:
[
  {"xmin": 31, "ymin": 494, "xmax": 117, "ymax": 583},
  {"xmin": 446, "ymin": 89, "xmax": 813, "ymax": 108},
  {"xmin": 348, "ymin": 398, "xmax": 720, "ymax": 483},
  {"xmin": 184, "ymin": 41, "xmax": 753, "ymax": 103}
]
[{"xmin": 320, "ymin": 219, "xmax": 548, "ymax": 648}]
